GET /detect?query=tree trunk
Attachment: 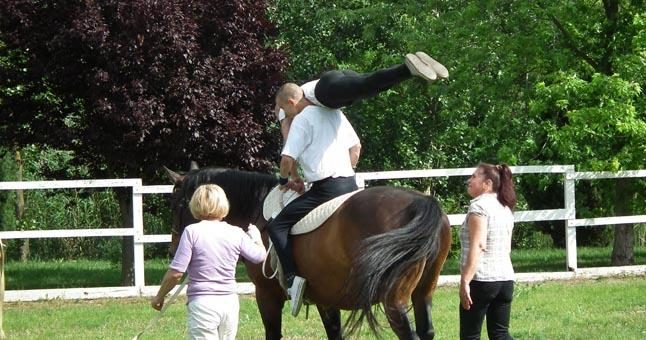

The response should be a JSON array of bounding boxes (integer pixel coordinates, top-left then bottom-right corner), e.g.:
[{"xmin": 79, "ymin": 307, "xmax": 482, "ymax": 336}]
[
  {"xmin": 116, "ymin": 188, "xmax": 135, "ymax": 286},
  {"xmin": 611, "ymin": 178, "xmax": 634, "ymax": 265},
  {"xmin": 15, "ymin": 150, "xmax": 28, "ymax": 262}
]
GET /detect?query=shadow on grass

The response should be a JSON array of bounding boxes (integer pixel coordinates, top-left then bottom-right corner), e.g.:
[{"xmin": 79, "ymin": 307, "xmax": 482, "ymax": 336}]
[
  {"xmin": 6, "ymin": 247, "xmax": 644, "ymax": 290},
  {"xmin": 6, "ymin": 259, "xmax": 252, "ymax": 290}
]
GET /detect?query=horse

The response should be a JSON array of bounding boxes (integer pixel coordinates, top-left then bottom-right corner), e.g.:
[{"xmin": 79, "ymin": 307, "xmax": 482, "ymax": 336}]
[{"xmin": 165, "ymin": 165, "xmax": 452, "ymax": 340}]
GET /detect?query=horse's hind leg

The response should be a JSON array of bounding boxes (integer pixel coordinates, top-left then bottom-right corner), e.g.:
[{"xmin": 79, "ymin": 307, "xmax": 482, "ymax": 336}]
[
  {"xmin": 316, "ymin": 305, "xmax": 343, "ymax": 340},
  {"xmin": 385, "ymin": 306, "xmax": 420, "ymax": 340},
  {"xmin": 411, "ymin": 295, "xmax": 434, "ymax": 340},
  {"xmin": 384, "ymin": 261, "xmax": 426, "ymax": 340},
  {"xmin": 412, "ymin": 217, "xmax": 452, "ymax": 340},
  {"xmin": 411, "ymin": 269, "xmax": 439, "ymax": 340}
]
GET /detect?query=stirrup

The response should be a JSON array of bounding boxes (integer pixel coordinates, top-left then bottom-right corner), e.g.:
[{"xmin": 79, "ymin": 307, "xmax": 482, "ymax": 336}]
[{"xmin": 287, "ymin": 276, "xmax": 306, "ymax": 316}]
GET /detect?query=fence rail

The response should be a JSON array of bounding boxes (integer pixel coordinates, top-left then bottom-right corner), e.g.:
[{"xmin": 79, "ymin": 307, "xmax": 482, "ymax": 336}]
[{"xmin": 1, "ymin": 165, "xmax": 645, "ymax": 302}]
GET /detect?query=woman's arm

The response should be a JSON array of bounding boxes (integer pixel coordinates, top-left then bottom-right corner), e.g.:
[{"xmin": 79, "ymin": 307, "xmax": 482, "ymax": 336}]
[
  {"xmin": 151, "ymin": 268, "xmax": 184, "ymax": 311},
  {"xmin": 460, "ymin": 214, "xmax": 487, "ymax": 310}
]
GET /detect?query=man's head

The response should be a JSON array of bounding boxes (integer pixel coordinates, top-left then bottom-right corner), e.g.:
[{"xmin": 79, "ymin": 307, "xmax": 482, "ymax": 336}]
[{"xmin": 276, "ymin": 83, "xmax": 305, "ymax": 118}]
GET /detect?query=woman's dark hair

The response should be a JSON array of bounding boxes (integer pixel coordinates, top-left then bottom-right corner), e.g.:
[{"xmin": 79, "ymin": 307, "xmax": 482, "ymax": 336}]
[{"xmin": 479, "ymin": 163, "xmax": 517, "ymax": 210}]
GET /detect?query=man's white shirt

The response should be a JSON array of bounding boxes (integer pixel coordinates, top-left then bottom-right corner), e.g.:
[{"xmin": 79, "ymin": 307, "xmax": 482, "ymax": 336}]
[{"xmin": 281, "ymin": 105, "xmax": 359, "ymax": 183}]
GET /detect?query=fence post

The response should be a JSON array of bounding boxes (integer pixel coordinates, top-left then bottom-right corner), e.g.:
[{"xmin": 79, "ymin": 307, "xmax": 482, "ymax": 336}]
[
  {"xmin": 564, "ymin": 165, "xmax": 577, "ymax": 271},
  {"xmin": 132, "ymin": 180, "xmax": 146, "ymax": 291},
  {"xmin": 355, "ymin": 173, "xmax": 366, "ymax": 189}
]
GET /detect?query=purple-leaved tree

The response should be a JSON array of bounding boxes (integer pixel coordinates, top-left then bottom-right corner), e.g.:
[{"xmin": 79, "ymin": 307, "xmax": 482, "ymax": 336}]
[{"xmin": 1, "ymin": 0, "xmax": 287, "ymax": 284}]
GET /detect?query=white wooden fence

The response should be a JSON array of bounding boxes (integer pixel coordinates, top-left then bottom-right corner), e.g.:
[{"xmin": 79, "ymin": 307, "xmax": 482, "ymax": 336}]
[{"xmin": 0, "ymin": 165, "xmax": 644, "ymax": 302}]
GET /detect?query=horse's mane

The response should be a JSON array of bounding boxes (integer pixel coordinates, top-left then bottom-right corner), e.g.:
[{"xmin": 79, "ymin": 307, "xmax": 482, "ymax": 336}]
[{"xmin": 178, "ymin": 167, "xmax": 278, "ymax": 223}]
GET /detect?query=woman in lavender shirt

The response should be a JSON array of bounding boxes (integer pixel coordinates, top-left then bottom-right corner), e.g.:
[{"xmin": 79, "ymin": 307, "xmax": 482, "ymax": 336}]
[{"xmin": 152, "ymin": 184, "xmax": 266, "ymax": 339}]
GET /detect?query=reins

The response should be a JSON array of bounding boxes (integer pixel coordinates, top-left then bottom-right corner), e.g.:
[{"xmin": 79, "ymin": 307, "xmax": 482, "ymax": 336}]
[{"xmin": 132, "ymin": 276, "xmax": 188, "ymax": 340}]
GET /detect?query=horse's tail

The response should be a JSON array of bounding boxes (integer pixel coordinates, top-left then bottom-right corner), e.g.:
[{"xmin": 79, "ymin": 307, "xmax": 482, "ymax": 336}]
[{"xmin": 343, "ymin": 194, "xmax": 446, "ymax": 336}]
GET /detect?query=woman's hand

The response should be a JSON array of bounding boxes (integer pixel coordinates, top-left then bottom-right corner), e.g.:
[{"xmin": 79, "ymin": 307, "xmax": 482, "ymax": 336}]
[
  {"xmin": 246, "ymin": 224, "xmax": 262, "ymax": 245},
  {"xmin": 460, "ymin": 282, "xmax": 472, "ymax": 310},
  {"xmin": 151, "ymin": 295, "xmax": 164, "ymax": 311}
]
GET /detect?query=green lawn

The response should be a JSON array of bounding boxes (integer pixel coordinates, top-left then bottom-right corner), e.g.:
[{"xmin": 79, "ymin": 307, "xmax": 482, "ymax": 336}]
[
  {"xmin": 4, "ymin": 276, "xmax": 645, "ymax": 339},
  {"xmin": 5, "ymin": 246, "xmax": 645, "ymax": 290}
]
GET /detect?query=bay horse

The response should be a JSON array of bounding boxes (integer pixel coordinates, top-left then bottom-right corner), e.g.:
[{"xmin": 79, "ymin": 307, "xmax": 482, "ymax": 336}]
[{"xmin": 166, "ymin": 165, "xmax": 451, "ymax": 339}]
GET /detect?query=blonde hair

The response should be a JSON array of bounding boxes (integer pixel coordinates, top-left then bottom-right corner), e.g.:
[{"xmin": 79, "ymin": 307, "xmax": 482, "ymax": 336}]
[
  {"xmin": 276, "ymin": 83, "xmax": 302, "ymax": 105},
  {"xmin": 189, "ymin": 184, "xmax": 230, "ymax": 220}
]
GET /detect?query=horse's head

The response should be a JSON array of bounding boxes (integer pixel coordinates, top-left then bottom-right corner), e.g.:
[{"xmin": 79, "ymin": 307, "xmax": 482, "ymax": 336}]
[
  {"xmin": 164, "ymin": 163, "xmax": 279, "ymax": 256},
  {"xmin": 164, "ymin": 164, "xmax": 200, "ymax": 256}
]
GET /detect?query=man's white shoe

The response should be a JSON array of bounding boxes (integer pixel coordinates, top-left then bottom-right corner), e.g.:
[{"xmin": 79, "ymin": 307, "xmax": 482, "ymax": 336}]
[
  {"xmin": 287, "ymin": 276, "xmax": 306, "ymax": 317},
  {"xmin": 415, "ymin": 52, "xmax": 449, "ymax": 79},
  {"xmin": 405, "ymin": 53, "xmax": 437, "ymax": 81}
]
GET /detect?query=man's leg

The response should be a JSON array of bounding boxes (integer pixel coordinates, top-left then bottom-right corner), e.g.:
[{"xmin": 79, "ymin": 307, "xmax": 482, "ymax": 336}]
[
  {"xmin": 315, "ymin": 53, "xmax": 448, "ymax": 109},
  {"xmin": 265, "ymin": 189, "xmax": 326, "ymax": 316},
  {"xmin": 266, "ymin": 194, "xmax": 318, "ymax": 283},
  {"xmin": 315, "ymin": 67, "xmax": 409, "ymax": 108}
]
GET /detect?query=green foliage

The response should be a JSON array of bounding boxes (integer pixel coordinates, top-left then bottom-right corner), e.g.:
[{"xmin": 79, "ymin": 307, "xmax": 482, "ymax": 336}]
[
  {"xmin": 0, "ymin": 145, "xmax": 172, "ymax": 261},
  {"xmin": 512, "ymin": 222, "xmax": 555, "ymax": 249},
  {"xmin": 0, "ymin": 148, "xmax": 16, "ymax": 229},
  {"xmin": 532, "ymin": 73, "xmax": 644, "ymax": 171}
]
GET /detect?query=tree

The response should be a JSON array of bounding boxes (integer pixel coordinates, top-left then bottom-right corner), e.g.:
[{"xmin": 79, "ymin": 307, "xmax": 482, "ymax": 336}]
[
  {"xmin": 527, "ymin": 0, "xmax": 645, "ymax": 264},
  {"xmin": 270, "ymin": 0, "xmax": 645, "ymax": 259},
  {"xmin": 0, "ymin": 0, "xmax": 287, "ymax": 283}
]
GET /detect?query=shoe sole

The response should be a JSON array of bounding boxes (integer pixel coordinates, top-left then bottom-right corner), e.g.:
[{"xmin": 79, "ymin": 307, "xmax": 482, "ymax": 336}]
[
  {"xmin": 405, "ymin": 54, "xmax": 437, "ymax": 81},
  {"xmin": 290, "ymin": 277, "xmax": 306, "ymax": 316},
  {"xmin": 415, "ymin": 52, "xmax": 449, "ymax": 79}
]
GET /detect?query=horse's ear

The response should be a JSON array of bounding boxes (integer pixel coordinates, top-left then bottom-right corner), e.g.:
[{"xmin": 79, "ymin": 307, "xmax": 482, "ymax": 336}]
[
  {"xmin": 163, "ymin": 166, "xmax": 184, "ymax": 184},
  {"xmin": 190, "ymin": 161, "xmax": 199, "ymax": 170}
]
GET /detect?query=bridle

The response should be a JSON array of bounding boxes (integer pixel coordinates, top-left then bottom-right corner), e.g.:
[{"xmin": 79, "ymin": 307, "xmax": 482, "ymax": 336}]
[{"xmin": 172, "ymin": 190, "xmax": 266, "ymax": 233}]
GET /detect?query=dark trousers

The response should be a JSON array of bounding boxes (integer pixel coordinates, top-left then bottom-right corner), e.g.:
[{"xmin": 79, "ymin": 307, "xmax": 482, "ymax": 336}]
[
  {"xmin": 314, "ymin": 65, "xmax": 411, "ymax": 109},
  {"xmin": 460, "ymin": 280, "xmax": 514, "ymax": 340},
  {"xmin": 266, "ymin": 176, "xmax": 358, "ymax": 282}
]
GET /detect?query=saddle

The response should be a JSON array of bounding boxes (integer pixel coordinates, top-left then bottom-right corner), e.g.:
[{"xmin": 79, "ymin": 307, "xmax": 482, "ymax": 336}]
[
  {"xmin": 262, "ymin": 186, "xmax": 360, "ymax": 235},
  {"xmin": 261, "ymin": 185, "xmax": 361, "ymax": 290}
]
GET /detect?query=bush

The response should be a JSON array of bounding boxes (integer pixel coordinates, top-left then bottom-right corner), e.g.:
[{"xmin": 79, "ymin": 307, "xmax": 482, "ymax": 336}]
[
  {"xmin": 0, "ymin": 145, "xmax": 174, "ymax": 261},
  {"xmin": 513, "ymin": 222, "xmax": 554, "ymax": 249}
]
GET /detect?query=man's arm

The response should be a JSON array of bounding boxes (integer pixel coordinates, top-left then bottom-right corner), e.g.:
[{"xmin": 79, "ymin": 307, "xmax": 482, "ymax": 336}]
[
  {"xmin": 279, "ymin": 155, "xmax": 305, "ymax": 193},
  {"xmin": 349, "ymin": 143, "xmax": 361, "ymax": 169},
  {"xmin": 280, "ymin": 116, "xmax": 292, "ymax": 141},
  {"xmin": 279, "ymin": 155, "xmax": 295, "ymax": 179}
]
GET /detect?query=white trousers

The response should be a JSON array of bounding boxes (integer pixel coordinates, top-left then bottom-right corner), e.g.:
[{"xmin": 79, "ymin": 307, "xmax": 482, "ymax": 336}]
[{"xmin": 186, "ymin": 294, "xmax": 239, "ymax": 340}]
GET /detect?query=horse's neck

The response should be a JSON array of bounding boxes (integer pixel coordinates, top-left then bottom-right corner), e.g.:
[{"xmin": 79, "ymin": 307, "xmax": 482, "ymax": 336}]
[{"xmin": 226, "ymin": 174, "xmax": 274, "ymax": 229}]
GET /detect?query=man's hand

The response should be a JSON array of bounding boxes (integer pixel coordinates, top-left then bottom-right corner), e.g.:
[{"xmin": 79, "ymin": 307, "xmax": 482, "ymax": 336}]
[{"xmin": 286, "ymin": 177, "xmax": 305, "ymax": 194}]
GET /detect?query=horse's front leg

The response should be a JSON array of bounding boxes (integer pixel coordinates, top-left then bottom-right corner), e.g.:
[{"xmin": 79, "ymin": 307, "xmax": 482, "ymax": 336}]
[
  {"xmin": 255, "ymin": 283, "xmax": 286, "ymax": 340},
  {"xmin": 316, "ymin": 305, "xmax": 343, "ymax": 340},
  {"xmin": 246, "ymin": 259, "xmax": 287, "ymax": 340}
]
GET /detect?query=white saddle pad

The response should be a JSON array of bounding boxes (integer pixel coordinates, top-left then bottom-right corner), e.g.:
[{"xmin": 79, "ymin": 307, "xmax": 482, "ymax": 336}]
[{"xmin": 262, "ymin": 186, "xmax": 361, "ymax": 235}]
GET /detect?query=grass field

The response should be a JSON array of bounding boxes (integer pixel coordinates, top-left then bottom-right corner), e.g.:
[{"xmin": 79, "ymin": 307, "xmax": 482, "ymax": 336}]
[
  {"xmin": 5, "ymin": 246, "xmax": 645, "ymax": 290},
  {"xmin": 4, "ymin": 276, "xmax": 645, "ymax": 339}
]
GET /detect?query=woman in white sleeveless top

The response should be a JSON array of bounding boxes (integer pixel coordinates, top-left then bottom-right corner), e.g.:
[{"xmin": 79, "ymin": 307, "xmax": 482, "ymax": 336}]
[{"xmin": 459, "ymin": 163, "xmax": 516, "ymax": 339}]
